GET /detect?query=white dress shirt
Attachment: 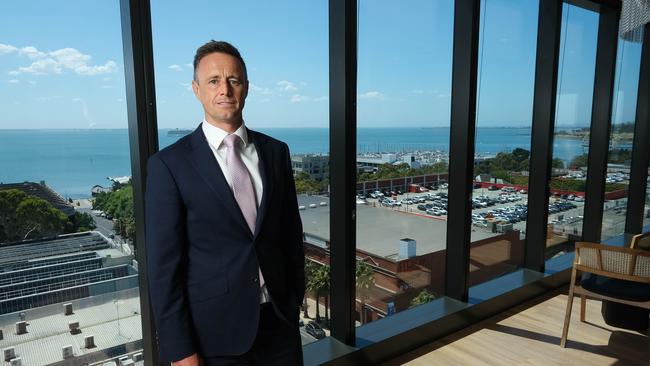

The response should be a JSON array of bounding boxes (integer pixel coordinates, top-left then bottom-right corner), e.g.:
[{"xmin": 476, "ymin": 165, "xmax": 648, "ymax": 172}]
[{"xmin": 201, "ymin": 120, "xmax": 270, "ymax": 303}]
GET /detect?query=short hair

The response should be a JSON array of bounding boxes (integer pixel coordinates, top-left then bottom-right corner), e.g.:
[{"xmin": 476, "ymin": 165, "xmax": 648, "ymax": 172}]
[{"xmin": 193, "ymin": 40, "xmax": 248, "ymax": 82}]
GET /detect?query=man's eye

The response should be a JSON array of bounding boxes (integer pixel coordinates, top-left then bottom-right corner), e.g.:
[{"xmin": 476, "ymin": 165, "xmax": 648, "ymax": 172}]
[
  {"xmin": 229, "ymin": 79, "xmax": 241, "ymax": 86},
  {"xmin": 208, "ymin": 80, "xmax": 217, "ymax": 84}
]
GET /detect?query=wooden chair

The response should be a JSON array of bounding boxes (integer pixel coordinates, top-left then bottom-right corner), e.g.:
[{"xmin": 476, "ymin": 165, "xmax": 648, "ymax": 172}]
[
  {"xmin": 630, "ymin": 231, "xmax": 650, "ymax": 251},
  {"xmin": 560, "ymin": 241, "xmax": 650, "ymax": 347}
]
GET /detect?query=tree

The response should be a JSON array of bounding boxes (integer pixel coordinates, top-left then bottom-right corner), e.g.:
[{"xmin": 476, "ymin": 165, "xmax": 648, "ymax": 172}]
[
  {"xmin": 14, "ymin": 196, "xmax": 67, "ymax": 240},
  {"xmin": 552, "ymin": 158, "xmax": 565, "ymax": 169},
  {"xmin": 93, "ymin": 185, "xmax": 136, "ymax": 241},
  {"xmin": 294, "ymin": 172, "xmax": 322, "ymax": 194},
  {"xmin": 303, "ymin": 261, "xmax": 318, "ymax": 318},
  {"xmin": 410, "ymin": 289, "xmax": 436, "ymax": 308},
  {"xmin": 511, "ymin": 148, "xmax": 530, "ymax": 163},
  {"xmin": 72, "ymin": 212, "xmax": 96, "ymax": 232},
  {"xmin": 569, "ymin": 154, "xmax": 589, "ymax": 169},
  {"xmin": 355, "ymin": 261, "xmax": 375, "ymax": 324},
  {"xmin": 306, "ymin": 263, "xmax": 330, "ymax": 322}
]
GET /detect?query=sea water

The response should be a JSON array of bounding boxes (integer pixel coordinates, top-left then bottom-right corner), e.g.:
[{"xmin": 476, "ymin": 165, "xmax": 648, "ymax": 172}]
[{"xmin": 0, "ymin": 127, "xmax": 584, "ymax": 198}]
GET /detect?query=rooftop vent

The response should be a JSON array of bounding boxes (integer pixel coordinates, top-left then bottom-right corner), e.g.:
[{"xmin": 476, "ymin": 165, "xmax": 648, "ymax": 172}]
[
  {"xmin": 118, "ymin": 356, "xmax": 134, "ymax": 366},
  {"xmin": 4, "ymin": 348, "xmax": 16, "ymax": 362},
  {"xmin": 64, "ymin": 303, "xmax": 73, "ymax": 316},
  {"xmin": 84, "ymin": 335, "xmax": 96, "ymax": 349},
  {"xmin": 398, "ymin": 238, "xmax": 417, "ymax": 260},
  {"xmin": 62, "ymin": 345, "xmax": 73, "ymax": 359},
  {"xmin": 69, "ymin": 321, "xmax": 81, "ymax": 335},
  {"xmin": 132, "ymin": 353, "xmax": 144, "ymax": 362},
  {"xmin": 10, "ymin": 357, "xmax": 22, "ymax": 366},
  {"xmin": 15, "ymin": 321, "xmax": 27, "ymax": 335}
]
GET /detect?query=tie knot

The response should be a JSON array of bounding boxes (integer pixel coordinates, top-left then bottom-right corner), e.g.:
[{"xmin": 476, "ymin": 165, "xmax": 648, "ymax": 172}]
[{"xmin": 223, "ymin": 134, "xmax": 241, "ymax": 149}]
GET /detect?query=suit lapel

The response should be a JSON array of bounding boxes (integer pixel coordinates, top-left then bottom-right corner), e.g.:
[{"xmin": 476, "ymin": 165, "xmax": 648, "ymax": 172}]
[
  {"xmin": 248, "ymin": 129, "xmax": 273, "ymax": 239},
  {"xmin": 187, "ymin": 126, "xmax": 252, "ymax": 236}
]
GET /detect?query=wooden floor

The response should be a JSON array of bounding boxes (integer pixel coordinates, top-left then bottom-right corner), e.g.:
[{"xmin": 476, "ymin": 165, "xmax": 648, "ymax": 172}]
[{"xmin": 383, "ymin": 290, "xmax": 650, "ymax": 366}]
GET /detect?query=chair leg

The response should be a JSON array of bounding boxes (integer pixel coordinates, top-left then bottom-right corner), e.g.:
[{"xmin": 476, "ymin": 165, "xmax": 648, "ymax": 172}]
[
  {"xmin": 580, "ymin": 295, "xmax": 586, "ymax": 322},
  {"xmin": 560, "ymin": 292, "xmax": 574, "ymax": 348}
]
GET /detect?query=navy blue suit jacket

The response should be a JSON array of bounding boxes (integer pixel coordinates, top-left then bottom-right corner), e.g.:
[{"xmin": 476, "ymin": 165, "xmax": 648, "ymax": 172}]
[{"xmin": 145, "ymin": 125, "xmax": 305, "ymax": 362}]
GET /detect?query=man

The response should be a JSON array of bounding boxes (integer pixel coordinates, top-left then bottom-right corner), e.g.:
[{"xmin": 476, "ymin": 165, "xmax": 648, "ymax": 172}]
[{"xmin": 145, "ymin": 40, "xmax": 305, "ymax": 365}]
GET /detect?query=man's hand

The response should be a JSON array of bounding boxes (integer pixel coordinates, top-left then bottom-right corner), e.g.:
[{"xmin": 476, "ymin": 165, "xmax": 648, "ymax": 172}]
[{"xmin": 172, "ymin": 353, "xmax": 201, "ymax": 366}]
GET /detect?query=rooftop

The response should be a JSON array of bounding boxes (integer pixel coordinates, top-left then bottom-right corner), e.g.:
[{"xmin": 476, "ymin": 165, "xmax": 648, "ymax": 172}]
[{"xmin": 298, "ymin": 194, "xmax": 494, "ymax": 258}]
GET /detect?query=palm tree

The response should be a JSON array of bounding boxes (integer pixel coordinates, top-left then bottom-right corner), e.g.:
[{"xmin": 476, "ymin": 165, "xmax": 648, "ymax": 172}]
[
  {"xmin": 409, "ymin": 289, "xmax": 435, "ymax": 308},
  {"xmin": 303, "ymin": 261, "xmax": 317, "ymax": 318},
  {"xmin": 312, "ymin": 265, "xmax": 330, "ymax": 322},
  {"xmin": 305, "ymin": 263, "xmax": 330, "ymax": 322},
  {"xmin": 355, "ymin": 261, "xmax": 375, "ymax": 324}
]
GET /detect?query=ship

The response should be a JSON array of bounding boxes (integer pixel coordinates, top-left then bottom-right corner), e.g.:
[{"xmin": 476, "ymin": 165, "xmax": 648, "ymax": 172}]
[{"xmin": 167, "ymin": 128, "xmax": 193, "ymax": 137}]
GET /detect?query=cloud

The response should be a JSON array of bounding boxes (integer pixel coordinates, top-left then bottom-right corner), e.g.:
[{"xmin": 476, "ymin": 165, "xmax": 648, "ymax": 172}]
[
  {"xmin": 169, "ymin": 64, "xmax": 182, "ymax": 71},
  {"xmin": 249, "ymin": 83, "xmax": 273, "ymax": 95},
  {"xmin": 290, "ymin": 94, "xmax": 310, "ymax": 103},
  {"xmin": 8, "ymin": 79, "xmax": 19, "ymax": 84},
  {"xmin": 2, "ymin": 44, "xmax": 117, "ymax": 76},
  {"xmin": 14, "ymin": 58, "xmax": 62, "ymax": 75},
  {"xmin": 359, "ymin": 91, "xmax": 385, "ymax": 100},
  {"xmin": 19, "ymin": 46, "xmax": 46, "ymax": 59},
  {"xmin": 0, "ymin": 43, "xmax": 18, "ymax": 54},
  {"xmin": 180, "ymin": 82, "xmax": 192, "ymax": 92},
  {"xmin": 185, "ymin": 63, "xmax": 193, "ymax": 69},
  {"xmin": 277, "ymin": 80, "xmax": 298, "ymax": 92}
]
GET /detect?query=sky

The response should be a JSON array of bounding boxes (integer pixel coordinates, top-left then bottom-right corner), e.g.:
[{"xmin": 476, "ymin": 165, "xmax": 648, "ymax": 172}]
[{"xmin": 0, "ymin": 0, "xmax": 643, "ymax": 129}]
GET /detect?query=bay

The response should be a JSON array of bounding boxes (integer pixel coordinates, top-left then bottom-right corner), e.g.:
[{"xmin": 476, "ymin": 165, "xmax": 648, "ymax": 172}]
[{"xmin": 0, "ymin": 127, "xmax": 585, "ymax": 198}]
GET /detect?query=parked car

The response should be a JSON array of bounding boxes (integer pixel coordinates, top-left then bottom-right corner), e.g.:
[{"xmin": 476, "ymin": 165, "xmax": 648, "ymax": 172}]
[{"xmin": 305, "ymin": 321, "xmax": 326, "ymax": 339}]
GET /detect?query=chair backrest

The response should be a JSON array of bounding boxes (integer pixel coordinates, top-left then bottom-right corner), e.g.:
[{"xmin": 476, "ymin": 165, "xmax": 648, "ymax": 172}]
[
  {"xmin": 630, "ymin": 232, "xmax": 650, "ymax": 251},
  {"xmin": 575, "ymin": 242, "xmax": 650, "ymax": 284}
]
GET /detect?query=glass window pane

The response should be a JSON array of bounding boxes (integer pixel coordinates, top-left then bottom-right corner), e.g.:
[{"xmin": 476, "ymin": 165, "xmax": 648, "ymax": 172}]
[
  {"xmin": 151, "ymin": 1, "xmax": 329, "ymax": 346},
  {"xmin": 470, "ymin": 0, "xmax": 539, "ymax": 286},
  {"xmin": 600, "ymin": 35, "xmax": 643, "ymax": 240},
  {"xmin": 0, "ymin": 1, "xmax": 143, "ymax": 364},
  {"xmin": 546, "ymin": 4, "xmax": 599, "ymax": 257},
  {"xmin": 356, "ymin": 0, "xmax": 453, "ymax": 324}
]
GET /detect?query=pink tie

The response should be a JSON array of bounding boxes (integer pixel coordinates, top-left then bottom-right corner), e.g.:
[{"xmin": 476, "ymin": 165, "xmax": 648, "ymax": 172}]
[{"xmin": 223, "ymin": 134, "xmax": 265, "ymax": 287}]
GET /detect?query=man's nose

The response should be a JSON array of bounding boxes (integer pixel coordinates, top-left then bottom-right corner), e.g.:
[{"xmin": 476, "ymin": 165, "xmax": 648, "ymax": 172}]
[{"xmin": 218, "ymin": 81, "xmax": 232, "ymax": 96}]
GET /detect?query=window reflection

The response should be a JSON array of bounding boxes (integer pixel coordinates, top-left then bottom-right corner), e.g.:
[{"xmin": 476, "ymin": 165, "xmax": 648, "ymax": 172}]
[
  {"xmin": 0, "ymin": 1, "xmax": 143, "ymax": 364},
  {"xmin": 546, "ymin": 4, "xmax": 599, "ymax": 257},
  {"xmin": 355, "ymin": 0, "xmax": 453, "ymax": 324}
]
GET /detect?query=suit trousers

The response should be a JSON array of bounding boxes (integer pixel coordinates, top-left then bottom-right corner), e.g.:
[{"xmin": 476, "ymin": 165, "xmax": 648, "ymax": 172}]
[{"xmin": 202, "ymin": 303, "xmax": 303, "ymax": 366}]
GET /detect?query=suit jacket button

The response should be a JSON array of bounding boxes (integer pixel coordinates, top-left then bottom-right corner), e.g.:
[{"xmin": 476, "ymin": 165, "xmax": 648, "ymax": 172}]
[{"xmin": 253, "ymin": 277, "xmax": 258, "ymax": 283}]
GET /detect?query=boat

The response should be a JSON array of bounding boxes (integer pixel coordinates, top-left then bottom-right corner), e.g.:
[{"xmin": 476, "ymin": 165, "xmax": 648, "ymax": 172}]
[{"xmin": 167, "ymin": 128, "xmax": 192, "ymax": 136}]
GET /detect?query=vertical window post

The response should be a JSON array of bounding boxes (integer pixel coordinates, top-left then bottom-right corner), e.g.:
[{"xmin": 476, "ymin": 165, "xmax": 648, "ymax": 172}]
[
  {"xmin": 445, "ymin": 0, "xmax": 481, "ymax": 301},
  {"xmin": 120, "ymin": 0, "xmax": 160, "ymax": 363},
  {"xmin": 329, "ymin": 0, "xmax": 358, "ymax": 345}
]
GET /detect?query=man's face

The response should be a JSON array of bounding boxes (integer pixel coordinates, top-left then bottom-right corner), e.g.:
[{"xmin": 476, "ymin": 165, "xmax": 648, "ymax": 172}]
[{"xmin": 192, "ymin": 52, "xmax": 248, "ymax": 131}]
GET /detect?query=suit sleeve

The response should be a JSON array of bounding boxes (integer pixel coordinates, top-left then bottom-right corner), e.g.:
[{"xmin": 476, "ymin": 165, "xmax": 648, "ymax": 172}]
[
  {"xmin": 145, "ymin": 154, "xmax": 197, "ymax": 362},
  {"xmin": 281, "ymin": 144, "xmax": 306, "ymax": 307}
]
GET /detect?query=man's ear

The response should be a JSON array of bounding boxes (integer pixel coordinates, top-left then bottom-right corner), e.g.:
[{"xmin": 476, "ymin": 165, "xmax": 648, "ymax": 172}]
[{"xmin": 191, "ymin": 79, "xmax": 200, "ymax": 99}]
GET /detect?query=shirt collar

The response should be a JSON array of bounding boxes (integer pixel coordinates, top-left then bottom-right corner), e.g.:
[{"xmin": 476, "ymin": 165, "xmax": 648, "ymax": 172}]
[{"xmin": 201, "ymin": 119, "xmax": 249, "ymax": 149}]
